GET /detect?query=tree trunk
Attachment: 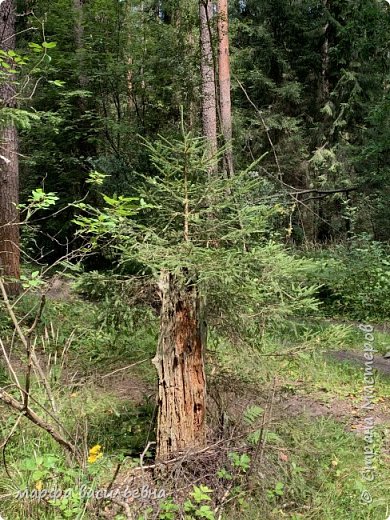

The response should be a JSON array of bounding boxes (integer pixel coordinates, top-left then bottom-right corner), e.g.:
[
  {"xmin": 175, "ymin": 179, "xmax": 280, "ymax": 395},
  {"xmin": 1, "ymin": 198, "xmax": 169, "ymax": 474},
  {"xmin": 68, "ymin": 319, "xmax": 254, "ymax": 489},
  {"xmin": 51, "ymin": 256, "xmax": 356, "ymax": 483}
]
[
  {"xmin": 73, "ymin": 0, "xmax": 87, "ymax": 90},
  {"xmin": 217, "ymin": 0, "xmax": 233, "ymax": 176},
  {"xmin": 153, "ymin": 271, "xmax": 206, "ymax": 460},
  {"xmin": 73, "ymin": 0, "xmax": 83, "ymax": 51},
  {"xmin": 321, "ymin": 0, "xmax": 330, "ymax": 103},
  {"xmin": 0, "ymin": 0, "xmax": 20, "ymax": 295},
  {"xmin": 125, "ymin": 1, "xmax": 135, "ymax": 113},
  {"xmin": 199, "ymin": 0, "xmax": 217, "ymax": 173},
  {"xmin": 321, "ymin": 30, "xmax": 329, "ymax": 101}
]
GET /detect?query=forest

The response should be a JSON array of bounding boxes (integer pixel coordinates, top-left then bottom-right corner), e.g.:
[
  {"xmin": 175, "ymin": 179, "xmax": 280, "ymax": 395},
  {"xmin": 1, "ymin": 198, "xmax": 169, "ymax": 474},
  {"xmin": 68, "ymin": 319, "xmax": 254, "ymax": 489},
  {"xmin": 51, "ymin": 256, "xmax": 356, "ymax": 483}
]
[{"xmin": 0, "ymin": 0, "xmax": 390, "ymax": 518}]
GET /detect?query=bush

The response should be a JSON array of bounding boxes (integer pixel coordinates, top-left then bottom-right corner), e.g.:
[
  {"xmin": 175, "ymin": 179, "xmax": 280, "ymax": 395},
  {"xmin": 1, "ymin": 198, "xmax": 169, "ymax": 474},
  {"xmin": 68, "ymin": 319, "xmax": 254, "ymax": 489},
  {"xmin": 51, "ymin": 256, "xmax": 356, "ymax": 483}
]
[{"xmin": 309, "ymin": 235, "xmax": 390, "ymax": 320}]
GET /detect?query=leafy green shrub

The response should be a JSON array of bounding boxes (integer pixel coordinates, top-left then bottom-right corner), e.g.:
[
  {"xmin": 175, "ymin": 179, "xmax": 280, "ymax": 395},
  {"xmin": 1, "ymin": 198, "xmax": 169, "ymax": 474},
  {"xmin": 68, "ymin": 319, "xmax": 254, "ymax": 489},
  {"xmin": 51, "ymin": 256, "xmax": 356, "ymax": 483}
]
[{"xmin": 309, "ymin": 235, "xmax": 390, "ymax": 320}]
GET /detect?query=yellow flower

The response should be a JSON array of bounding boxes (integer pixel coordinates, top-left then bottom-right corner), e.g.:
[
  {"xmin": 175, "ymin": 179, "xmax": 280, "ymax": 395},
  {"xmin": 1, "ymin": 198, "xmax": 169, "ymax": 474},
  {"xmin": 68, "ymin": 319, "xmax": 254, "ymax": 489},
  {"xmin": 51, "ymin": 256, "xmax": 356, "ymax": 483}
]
[
  {"xmin": 35, "ymin": 480, "xmax": 43, "ymax": 491},
  {"xmin": 88, "ymin": 444, "xmax": 103, "ymax": 464}
]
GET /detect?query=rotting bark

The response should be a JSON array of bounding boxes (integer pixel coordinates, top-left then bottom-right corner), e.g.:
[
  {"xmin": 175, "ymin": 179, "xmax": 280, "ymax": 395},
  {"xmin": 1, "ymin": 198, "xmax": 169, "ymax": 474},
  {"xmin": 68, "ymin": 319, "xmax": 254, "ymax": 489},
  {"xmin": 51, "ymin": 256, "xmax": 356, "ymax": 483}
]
[
  {"xmin": 0, "ymin": 0, "xmax": 20, "ymax": 295},
  {"xmin": 153, "ymin": 270, "xmax": 206, "ymax": 460}
]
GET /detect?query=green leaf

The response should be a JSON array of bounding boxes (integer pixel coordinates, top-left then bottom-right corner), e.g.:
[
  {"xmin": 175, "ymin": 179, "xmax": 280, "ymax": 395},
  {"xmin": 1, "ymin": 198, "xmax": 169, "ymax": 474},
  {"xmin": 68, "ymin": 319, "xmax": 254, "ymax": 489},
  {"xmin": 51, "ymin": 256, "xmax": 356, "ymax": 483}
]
[
  {"xmin": 42, "ymin": 41, "xmax": 57, "ymax": 49},
  {"xmin": 265, "ymin": 432, "xmax": 283, "ymax": 444},
  {"xmin": 21, "ymin": 458, "xmax": 36, "ymax": 471},
  {"xmin": 228, "ymin": 452, "xmax": 251, "ymax": 472},
  {"xmin": 217, "ymin": 468, "xmax": 233, "ymax": 480},
  {"xmin": 43, "ymin": 456, "xmax": 58, "ymax": 469},
  {"xmin": 32, "ymin": 470, "xmax": 45, "ymax": 481},
  {"xmin": 191, "ymin": 485, "xmax": 213, "ymax": 503},
  {"xmin": 86, "ymin": 170, "xmax": 110, "ymax": 186},
  {"xmin": 48, "ymin": 80, "xmax": 66, "ymax": 88},
  {"xmin": 195, "ymin": 505, "xmax": 215, "ymax": 520},
  {"xmin": 243, "ymin": 405, "xmax": 264, "ymax": 425},
  {"xmin": 274, "ymin": 482, "xmax": 284, "ymax": 496}
]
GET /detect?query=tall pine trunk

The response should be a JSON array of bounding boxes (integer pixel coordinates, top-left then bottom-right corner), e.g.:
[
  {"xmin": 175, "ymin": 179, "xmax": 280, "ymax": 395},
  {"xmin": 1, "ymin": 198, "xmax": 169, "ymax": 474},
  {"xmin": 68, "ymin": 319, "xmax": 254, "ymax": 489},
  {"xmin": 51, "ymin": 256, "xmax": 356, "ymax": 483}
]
[
  {"xmin": 0, "ymin": 0, "xmax": 20, "ymax": 295},
  {"xmin": 199, "ymin": 0, "xmax": 217, "ymax": 173},
  {"xmin": 153, "ymin": 271, "xmax": 206, "ymax": 459},
  {"xmin": 217, "ymin": 0, "xmax": 233, "ymax": 176}
]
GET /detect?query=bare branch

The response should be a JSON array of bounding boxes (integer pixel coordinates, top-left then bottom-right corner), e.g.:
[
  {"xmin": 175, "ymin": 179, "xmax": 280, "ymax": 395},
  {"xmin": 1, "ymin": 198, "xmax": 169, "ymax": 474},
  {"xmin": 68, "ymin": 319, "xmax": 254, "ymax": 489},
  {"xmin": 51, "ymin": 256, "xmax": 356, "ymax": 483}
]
[
  {"xmin": 101, "ymin": 358, "xmax": 150, "ymax": 379},
  {"xmin": 0, "ymin": 386, "xmax": 78, "ymax": 457},
  {"xmin": 0, "ymin": 336, "xmax": 23, "ymax": 400}
]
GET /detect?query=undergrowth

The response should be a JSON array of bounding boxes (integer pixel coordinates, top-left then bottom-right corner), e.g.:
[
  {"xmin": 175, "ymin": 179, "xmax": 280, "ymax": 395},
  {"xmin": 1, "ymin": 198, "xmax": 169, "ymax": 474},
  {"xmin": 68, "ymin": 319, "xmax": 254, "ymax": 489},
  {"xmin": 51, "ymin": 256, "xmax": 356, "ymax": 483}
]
[{"xmin": 0, "ymin": 286, "xmax": 389, "ymax": 519}]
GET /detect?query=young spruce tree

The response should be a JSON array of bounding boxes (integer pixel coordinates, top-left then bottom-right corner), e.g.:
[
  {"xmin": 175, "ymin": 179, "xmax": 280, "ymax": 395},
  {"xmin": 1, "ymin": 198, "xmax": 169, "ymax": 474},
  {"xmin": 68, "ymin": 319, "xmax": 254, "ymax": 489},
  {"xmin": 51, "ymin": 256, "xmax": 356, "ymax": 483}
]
[{"xmin": 75, "ymin": 121, "xmax": 319, "ymax": 459}]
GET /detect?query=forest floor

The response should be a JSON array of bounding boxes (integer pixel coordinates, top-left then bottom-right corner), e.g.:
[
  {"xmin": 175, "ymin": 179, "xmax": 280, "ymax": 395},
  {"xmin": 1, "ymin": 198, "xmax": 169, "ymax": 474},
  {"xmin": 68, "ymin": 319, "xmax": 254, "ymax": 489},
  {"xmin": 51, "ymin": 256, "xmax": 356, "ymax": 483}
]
[{"xmin": 0, "ymin": 281, "xmax": 389, "ymax": 519}]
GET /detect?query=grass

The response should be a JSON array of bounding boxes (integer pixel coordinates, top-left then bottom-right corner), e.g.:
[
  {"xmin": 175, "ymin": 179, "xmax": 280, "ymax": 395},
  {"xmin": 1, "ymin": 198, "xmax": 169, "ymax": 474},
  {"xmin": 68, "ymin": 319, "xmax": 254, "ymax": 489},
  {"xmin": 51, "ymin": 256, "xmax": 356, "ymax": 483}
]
[
  {"xmin": 0, "ymin": 385, "xmax": 154, "ymax": 519},
  {"xmin": 215, "ymin": 320, "xmax": 390, "ymax": 519},
  {"xmin": 227, "ymin": 416, "xmax": 388, "ymax": 519},
  {"xmin": 0, "ymin": 291, "xmax": 389, "ymax": 519}
]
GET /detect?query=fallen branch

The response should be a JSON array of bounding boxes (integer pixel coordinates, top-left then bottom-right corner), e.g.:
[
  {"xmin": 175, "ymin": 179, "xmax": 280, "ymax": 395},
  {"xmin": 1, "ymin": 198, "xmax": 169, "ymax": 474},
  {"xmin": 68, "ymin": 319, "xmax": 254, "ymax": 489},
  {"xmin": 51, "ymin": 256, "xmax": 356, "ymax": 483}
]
[
  {"xmin": 0, "ymin": 281, "xmax": 57, "ymax": 412},
  {"xmin": 0, "ymin": 278, "xmax": 80, "ymax": 462},
  {"xmin": 0, "ymin": 386, "xmax": 79, "ymax": 458},
  {"xmin": 101, "ymin": 358, "xmax": 150, "ymax": 379}
]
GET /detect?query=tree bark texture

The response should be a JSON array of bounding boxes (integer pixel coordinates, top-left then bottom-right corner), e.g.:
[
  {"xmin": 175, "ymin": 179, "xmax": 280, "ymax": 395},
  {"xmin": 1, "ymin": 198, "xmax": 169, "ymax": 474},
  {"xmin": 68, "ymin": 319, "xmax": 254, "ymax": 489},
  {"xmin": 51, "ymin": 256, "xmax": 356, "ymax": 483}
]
[
  {"xmin": 217, "ymin": 0, "xmax": 233, "ymax": 176},
  {"xmin": 199, "ymin": 0, "xmax": 217, "ymax": 172},
  {"xmin": 0, "ymin": 0, "xmax": 20, "ymax": 295},
  {"xmin": 153, "ymin": 271, "xmax": 206, "ymax": 459}
]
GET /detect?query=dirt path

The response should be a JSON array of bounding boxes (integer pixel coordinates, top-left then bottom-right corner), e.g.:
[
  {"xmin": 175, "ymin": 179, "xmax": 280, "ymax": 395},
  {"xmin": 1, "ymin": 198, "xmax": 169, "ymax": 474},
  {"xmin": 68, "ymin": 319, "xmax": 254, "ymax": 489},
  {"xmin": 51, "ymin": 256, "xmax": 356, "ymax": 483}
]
[
  {"xmin": 280, "ymin": 391, "xmax": 390, "ymax": 433},
  {"xmin": 328, "ymin": 350, "xmax": 390, "ymax": 376}
]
